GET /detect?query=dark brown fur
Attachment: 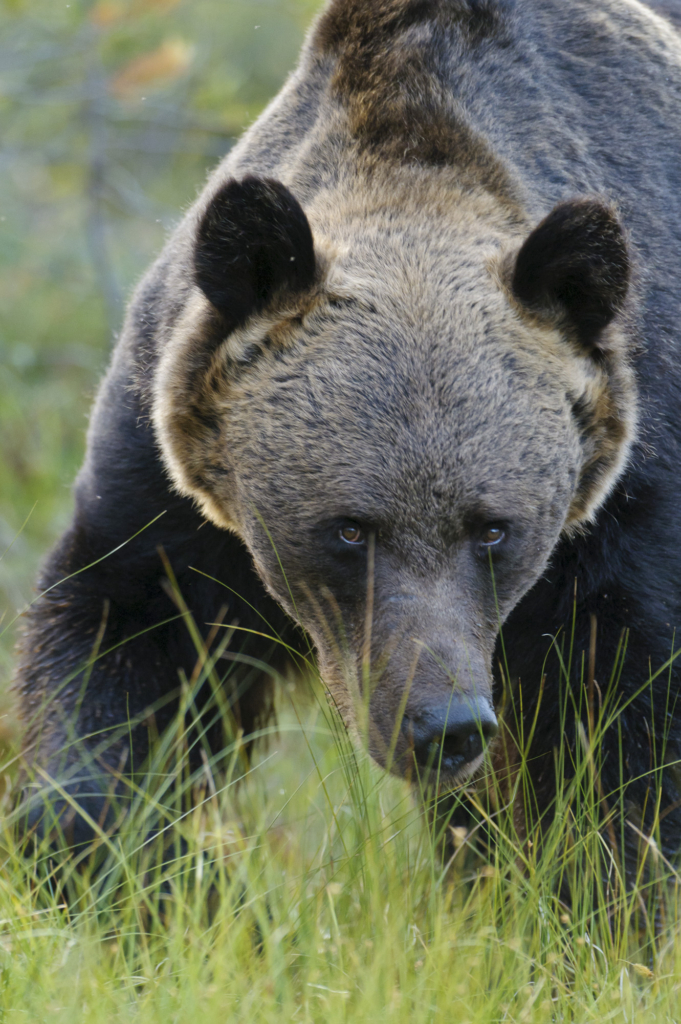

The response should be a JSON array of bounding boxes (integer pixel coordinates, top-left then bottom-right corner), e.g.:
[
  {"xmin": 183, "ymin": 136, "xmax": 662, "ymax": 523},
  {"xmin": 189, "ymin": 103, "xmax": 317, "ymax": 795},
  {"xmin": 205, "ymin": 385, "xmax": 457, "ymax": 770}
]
[{"xmin": 312, "ymin": 0, "xmax": 520, "ymax": 205}]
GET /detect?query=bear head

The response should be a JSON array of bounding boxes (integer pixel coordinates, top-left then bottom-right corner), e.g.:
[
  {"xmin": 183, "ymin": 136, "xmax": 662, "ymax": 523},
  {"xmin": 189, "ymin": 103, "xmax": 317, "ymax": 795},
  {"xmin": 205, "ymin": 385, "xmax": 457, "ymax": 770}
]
[{"xmin": 152, "ymin": 172, "xmax": 635, "ymax": 785}]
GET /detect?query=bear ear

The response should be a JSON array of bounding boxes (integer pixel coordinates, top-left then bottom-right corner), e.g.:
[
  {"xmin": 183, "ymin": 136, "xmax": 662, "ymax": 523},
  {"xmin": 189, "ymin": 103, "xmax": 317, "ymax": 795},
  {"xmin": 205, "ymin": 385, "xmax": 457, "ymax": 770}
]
[
  {"xmin": 193, "ymin": 176, "xmax": 317, "ymax": 326},
  {"xmin": 511, "ymin": 200, "xmax": 630, "ymax": 347}
]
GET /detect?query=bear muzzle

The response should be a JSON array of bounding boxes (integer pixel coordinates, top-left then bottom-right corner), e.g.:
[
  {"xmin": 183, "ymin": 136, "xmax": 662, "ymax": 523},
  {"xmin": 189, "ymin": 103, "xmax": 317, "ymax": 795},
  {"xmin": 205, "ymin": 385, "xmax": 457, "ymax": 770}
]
[
  {"xmin": 402, "ymin": 695, "xmax": 499, "ymax": 782},
  {"xmin": 366, "ymin": 655, "xmax": 499, "ymax": 784}
]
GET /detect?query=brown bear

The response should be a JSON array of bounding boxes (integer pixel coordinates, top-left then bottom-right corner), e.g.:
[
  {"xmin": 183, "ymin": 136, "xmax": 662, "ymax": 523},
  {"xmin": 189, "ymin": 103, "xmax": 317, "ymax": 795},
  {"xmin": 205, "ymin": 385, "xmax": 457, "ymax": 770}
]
[{"xmin": 14, "ymin": 0, "xmax": 681, "ymax": 858}]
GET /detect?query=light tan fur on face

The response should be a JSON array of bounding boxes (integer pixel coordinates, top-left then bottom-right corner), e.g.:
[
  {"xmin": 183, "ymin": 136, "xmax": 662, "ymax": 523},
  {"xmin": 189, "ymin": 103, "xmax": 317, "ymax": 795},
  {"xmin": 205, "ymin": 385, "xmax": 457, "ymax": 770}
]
[
  {"xmin": 493, "ymin": 242, "xmax": 638, "ymax": 530},
  {"xmin": 154, "ymin": 169, "xmax": 637, "ymax": 547},
  {"xmin": 153, "ymin": 292, "xmax": 300, "ymax": 533},
  {"xmin": 152, "ymin": 235, "xmax": 343, "ymax": 532}
]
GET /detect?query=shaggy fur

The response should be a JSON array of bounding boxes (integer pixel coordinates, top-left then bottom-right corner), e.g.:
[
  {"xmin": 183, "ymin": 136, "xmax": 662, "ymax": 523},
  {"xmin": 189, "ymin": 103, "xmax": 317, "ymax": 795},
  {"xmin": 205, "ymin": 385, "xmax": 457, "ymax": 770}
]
[{"xmin": 14, "ymin": 0, "xmax": 681, "ymax": 857}]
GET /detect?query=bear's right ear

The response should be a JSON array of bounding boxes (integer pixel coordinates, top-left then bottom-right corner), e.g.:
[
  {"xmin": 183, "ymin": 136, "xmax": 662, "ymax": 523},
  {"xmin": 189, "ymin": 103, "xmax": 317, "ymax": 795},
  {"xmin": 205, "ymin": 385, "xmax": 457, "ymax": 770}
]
[
  {"xmin": 193, "ymin": 176, "xmax": 317, "ymax": 326},
  {"xmin": 511, "ymin": 199, "xmax": 630, "ymax": 348}
]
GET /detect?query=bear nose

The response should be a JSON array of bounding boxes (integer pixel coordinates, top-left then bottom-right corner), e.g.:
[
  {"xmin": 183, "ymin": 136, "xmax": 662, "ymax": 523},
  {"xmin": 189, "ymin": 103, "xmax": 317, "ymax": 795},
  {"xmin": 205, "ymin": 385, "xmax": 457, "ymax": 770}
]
[{"xmin": 406, "ymin": 697, "xmax": 498, "ymax": 776}]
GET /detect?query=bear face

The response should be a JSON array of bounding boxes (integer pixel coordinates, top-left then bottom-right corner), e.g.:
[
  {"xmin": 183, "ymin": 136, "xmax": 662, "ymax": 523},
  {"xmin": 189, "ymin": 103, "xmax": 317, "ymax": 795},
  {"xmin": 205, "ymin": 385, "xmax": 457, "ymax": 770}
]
[{"xmin": 153, "ymin": 173, "xmax": 635, "ymax": 783}]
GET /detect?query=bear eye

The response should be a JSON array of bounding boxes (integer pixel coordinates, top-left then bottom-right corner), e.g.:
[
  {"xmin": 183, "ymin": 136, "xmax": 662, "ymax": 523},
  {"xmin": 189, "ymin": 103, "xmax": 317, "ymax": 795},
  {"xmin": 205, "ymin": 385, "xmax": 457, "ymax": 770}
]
[
  {"xmin": 480, "ymin": 526, "xmax": 505, "ymax": 547},
  {"xmin": 339, "ymin": 523, "xmax": 365, "ymax": 545}
]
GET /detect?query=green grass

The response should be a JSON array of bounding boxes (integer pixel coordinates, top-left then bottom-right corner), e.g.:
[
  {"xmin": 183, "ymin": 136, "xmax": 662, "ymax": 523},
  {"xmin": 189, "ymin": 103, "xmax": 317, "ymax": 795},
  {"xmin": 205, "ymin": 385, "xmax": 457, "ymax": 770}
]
[{"xmin": 2, "ymin": 602, "xmax": 681, "ymax": 1023}]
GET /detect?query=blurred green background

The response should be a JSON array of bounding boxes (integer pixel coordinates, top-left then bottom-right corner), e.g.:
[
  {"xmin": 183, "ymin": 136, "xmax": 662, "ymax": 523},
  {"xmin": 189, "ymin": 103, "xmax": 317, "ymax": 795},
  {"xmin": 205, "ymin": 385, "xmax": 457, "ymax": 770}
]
[{"xmin": 0, "ymin": 0, "xmax": 323, "ymax": 718}]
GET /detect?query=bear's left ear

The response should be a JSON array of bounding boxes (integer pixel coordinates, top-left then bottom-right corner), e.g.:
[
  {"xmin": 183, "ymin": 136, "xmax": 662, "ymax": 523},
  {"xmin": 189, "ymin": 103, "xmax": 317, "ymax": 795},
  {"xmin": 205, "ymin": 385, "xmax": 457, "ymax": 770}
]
[
  {"xmin": 511, "ymin": 200, "xmax": 630, "ymax": 348},
  {"xmin": 194, "ymin": 175, "xmax": 317, "ymax": 327}
]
